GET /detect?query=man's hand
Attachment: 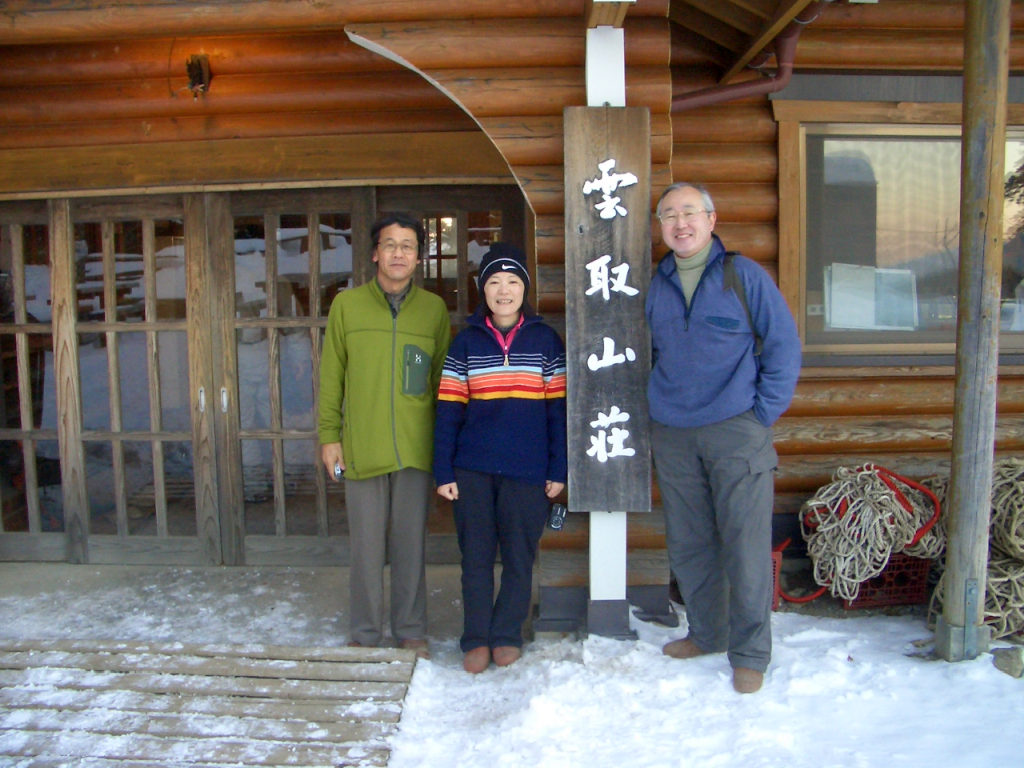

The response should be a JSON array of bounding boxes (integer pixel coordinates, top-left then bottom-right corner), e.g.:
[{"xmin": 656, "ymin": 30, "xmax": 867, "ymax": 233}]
[
  {"xmin": 545, "ymin": 481, "xmax": 564, "ymax": 499},
  {"xmin": 321, "ymin": 443, "xmax": 344, "ymax": 482},
  {"xmin": 437, "ymin": 483, "xmax": 459, "ymax": 501}
]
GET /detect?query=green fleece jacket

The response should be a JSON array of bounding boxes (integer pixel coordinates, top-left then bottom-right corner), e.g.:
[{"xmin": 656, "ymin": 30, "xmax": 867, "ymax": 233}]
[{"xmin": 318, "ymin": 279, "xmax": 451, "ymax": 480}]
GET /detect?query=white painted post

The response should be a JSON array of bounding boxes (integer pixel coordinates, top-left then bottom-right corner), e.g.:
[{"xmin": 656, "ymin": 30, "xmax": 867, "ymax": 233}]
[{"xmin": 585, "ymin": 22, "xmax": 628, "ymax": 608}]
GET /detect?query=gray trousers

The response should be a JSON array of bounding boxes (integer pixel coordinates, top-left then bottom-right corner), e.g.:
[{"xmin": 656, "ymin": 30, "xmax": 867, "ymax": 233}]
[
  {"xmin": 651, "ymin": 411, "xmax": 777, "ymax": 673},
  {"xmin": 345, "ymin": 467, "xmax": 430, "ymax": 646}
]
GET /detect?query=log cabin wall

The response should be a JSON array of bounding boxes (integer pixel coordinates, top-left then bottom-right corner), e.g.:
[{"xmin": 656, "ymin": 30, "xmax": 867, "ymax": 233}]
[
  {"xmin": 668, "ymin": 0, "xmax": 1024, "ymax": 552},
  {"xmin": 4, "ymin": 0, "xmax": 1024, "ymax": 569},
  {"xmin": 344, "ymin": 1, "xmax": 674, "ymax": 317},
  {"xmin": 0, "ymin": 0, "xmax": 675, "ymax": 568},
  {"xmin": 0, "ymin": 27, "xmax": 514, "ymax": 191}
]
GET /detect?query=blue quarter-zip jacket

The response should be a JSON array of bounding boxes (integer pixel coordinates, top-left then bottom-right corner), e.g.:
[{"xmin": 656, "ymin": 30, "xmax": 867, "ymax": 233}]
[{"xmin": 646, "ymin": 235, "xmax": 801, "ymax": 428}]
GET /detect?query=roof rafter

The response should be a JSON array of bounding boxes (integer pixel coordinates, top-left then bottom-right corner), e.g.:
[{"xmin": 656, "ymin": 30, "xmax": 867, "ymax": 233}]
[
  {"xmin": 729, "ymin": 0, "xmax": 775, "ymax": 21},
  {"xmin": 679, "ymin": 0, "xmax": 761, "ymax": 38},
  {"xmin": 720, "ymin": 0, "xmax": 817, "ymax": 83},
  {"xmin": 668, "ymin": 2, "xmax": 748, "ymax": 54}
]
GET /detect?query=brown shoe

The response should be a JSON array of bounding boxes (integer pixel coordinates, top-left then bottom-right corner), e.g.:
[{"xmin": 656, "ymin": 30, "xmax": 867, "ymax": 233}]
[
  {"xmin": 399, "ymin": 638, "xmax": 431, "ymax": 660},
  {"xmin": 347, "ymin": 640, "xmax": 370, "ymax": 648},
  {"xmin": 662, "ymin": 638, "xmax": 708, "ymax": 660},
  {"xmin": 732, "ymin": 667, "xmax": 764, "ymax": 694},
  {"xmin": 492, "ymin": 645, "xmax": 521, "ymax": 667},
  {"xmin": 463, "ymin": 646, "xmax": 491, "ymax": 674}
]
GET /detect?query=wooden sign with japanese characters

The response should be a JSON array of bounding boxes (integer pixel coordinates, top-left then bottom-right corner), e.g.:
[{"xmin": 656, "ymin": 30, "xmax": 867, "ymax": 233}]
[{"xmin": 564, "ymin": 106, "xmax": 651, "ymax": 513}]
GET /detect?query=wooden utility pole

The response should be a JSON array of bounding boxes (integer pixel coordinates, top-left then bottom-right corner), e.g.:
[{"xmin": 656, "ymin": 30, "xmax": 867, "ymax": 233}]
[{"xmin": 937, "ymin": 0, "xmax": 1011, "ymax": 662}]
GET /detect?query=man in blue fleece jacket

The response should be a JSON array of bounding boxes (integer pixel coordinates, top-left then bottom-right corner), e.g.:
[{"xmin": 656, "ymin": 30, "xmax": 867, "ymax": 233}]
[{"xmin": 647, "ymin": 183, "xmax": 801, "ymax": 694}]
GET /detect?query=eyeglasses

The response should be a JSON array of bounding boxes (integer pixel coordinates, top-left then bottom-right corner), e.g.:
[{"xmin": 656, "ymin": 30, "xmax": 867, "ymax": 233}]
[
  {"xmin": 378, "ymin": 240, "xmax": 418, "ymax": 256},
  {"xmin": 658, "ymin": 209, "xmax": 709, "ymax": 225}
]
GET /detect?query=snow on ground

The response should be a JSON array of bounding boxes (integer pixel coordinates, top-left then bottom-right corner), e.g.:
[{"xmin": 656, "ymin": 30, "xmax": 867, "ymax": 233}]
[
  {"xmin": 392, "ymin": 612, "xmax": 1023, "ymax": 768},
  {"xmin": 0, "ymin": 568, "xmax": 1020, "ymax": 768}
]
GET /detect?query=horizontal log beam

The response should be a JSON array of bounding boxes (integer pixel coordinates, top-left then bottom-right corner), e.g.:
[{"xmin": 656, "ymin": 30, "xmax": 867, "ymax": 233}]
[
  {"xmin": 432, "ymin": 67, "xmax": 585, "ymax": 117},
  {"xmin": 540, "ymin": 509, "xmax": 667, "ymax": 552},
  {"xmin": 775, "ymin": 448, "xmax": 1022, "ymax": 495},
  {"xmin": 773, "ymin": 414, "xmax": 1024, "ymax": 457},
  {"xmin": 814, "ymin": 0, "xmax": 1024, "ymax": 30},
  {"xmin": 516, "ymin": 166, "xmax": 564, "ymax": 216},
  {"xmin": 538, "ymin": 549, "xmax": 670, "ymax": 587},
  {"xmin": 427, "ymin": 66, "xmax": 673, "ymax": 118},
  {"xmin": 795, "ymin": 29, "xmax": 1024, "ymax": 71},
  {"xmin": 345, "ymin": 17, "xmax": 670, "ymax": 71},
  {"xmin": 0, "ymin": 33, "xmax": 400, "ymax": 88},
  {"xmin": 480, "ymin": 113, "xmax": 673, "ymax": 166},
  {"xmin": 774, "ymin": 101, "xmax": 1024, "ymax": 127},
  {"xmin": 774, "ymin": 452, "xmax": 956, "ymax": 493},
  {"xmin": 0, "ymin": 71, "xmax": 452, "ymax": 126},
  {"xmin": 673, "ymin": 144, "xmax": 777, "ymax": 183},
  {"xmin": 788, "ymin": 377, "xmax": 1024, "ymax": 418},
  {"xmin": 799, "ymin": 365, "xmax": 1024, "ymax": 380},
  {"xmin": 703, "ymin": 221, "xmax": 776, "ymax": 262},
  {"xmin": 0, "ymin": 133, "xmax": 513, "ymax": 195},
  {"xmin": 671, "ymin": 102, "xmax": 776, "ymax": 143},
  {"xmin": 0, "ymin": 1, "xmax": 599, "ymax": 45},
  {"xmin": 701, "ymin": 182, "xmax": 777, "ymax": 222},
  {"xmin": 0, "ymin": 109, "xmax": 477, "ymax": 151},
  {"xmin": 535, "ymin": 214, "xmax": 564, "ymax": 264}
]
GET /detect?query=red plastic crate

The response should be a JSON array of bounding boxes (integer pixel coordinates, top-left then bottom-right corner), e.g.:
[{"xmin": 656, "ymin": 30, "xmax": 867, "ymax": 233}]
[{"xmin": 843, "ymin": 553, "xmax": 932, "ymax": 610}]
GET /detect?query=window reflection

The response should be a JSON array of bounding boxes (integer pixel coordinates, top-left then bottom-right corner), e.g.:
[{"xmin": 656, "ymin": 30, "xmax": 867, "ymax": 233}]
[
  {"xmin": 805, "ymin": 133, "xmax": 1024, "ymax": 346},
  {"xmin": 421, "ymin": 211, "xmax": 502, "ymax": 314},
  {"xmin": 154, "ymin": 219, "xmax": 186, "ymax": 320},
  {"xmin": 319, "ymin": 213, "xmax": 353, "ymax": 313}
]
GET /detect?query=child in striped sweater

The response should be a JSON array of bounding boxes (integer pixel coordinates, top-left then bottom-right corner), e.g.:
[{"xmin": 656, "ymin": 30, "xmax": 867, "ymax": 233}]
[{"xmin": 433, "ymin": 242, "xmax": 567, "ymax": 673}]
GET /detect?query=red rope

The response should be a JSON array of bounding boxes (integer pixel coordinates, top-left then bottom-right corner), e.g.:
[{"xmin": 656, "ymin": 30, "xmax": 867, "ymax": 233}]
[
  {"xmin": 773, "ymin": 537, "xmax": 829, "ymax": 603},
  {"xmin": 775, "ymin": 466, "xmax": 941, "ymax": 605}
]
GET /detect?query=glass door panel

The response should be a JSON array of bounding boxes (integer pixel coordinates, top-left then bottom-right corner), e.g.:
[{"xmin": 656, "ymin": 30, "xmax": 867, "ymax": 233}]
[
  {"xmin": 231, "ymin": 207, "xmax": 349, "ymax": 560},
  {"xmin": 70, "ymin": 207, "xmax": 205, "ymax": 561},
  {"xmin": 0, "ymin": 220, "xmax": 64, "ymax": 554}
]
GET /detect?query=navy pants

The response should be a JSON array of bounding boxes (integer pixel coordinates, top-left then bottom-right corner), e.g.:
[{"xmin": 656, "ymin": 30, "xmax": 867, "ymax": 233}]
[{"xmin": 453, "ymin": 468, "xmax": 549, "ymax": 652}]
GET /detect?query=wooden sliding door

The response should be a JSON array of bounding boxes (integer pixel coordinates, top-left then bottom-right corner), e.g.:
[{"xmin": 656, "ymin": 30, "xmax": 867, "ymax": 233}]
[
  {"xmin": 0, "ymin": 196, "xmax": 221, "ymax": 564},
  {"xmin": 0, "ymin": 203, "xmax": 64, "ymax": 560},
  {"xmin": 0, "ymin": 183, "xmax": 526, "ymax": 565}
]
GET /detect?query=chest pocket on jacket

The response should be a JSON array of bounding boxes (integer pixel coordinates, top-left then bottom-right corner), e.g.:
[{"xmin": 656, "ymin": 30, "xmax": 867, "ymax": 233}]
[
  {"xmin": 705, "ymin": 315, "xmax": 742, "ymax": 331},
  {"xmin": 403, "ymin": 344, "xmax": 432, "ymax": 396}
]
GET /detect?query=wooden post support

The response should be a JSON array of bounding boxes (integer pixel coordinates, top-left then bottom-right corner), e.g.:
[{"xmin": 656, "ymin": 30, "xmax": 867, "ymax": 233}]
[
  {"xmin": 49, "ymin": 199, "xmax": 89, "ymax": 563},
  {"xmin": 936, "ymin": 0, "xmax": 1011, "ymax": 662},
  {"xmin": 556, "ymin": 15, "xmax": 651, "ymax": 640},
  {"xmin": 565, "ymin": 103, "xmax": 652, "ymax": 638}
]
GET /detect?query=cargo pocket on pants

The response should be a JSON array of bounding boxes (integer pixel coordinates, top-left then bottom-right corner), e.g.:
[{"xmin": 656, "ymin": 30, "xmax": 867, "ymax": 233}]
[{"xmin": 746, "ymin": 439, "xmax": 778, "ymax": 476}]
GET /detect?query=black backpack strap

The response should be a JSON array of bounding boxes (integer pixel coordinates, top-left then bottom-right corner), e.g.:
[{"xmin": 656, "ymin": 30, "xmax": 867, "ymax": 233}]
[{"xmin": 722, "ymin": 251, "xmax": 763, "ymax": 356}]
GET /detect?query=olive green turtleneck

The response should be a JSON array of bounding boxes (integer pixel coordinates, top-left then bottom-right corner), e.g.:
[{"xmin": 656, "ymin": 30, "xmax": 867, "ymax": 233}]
[{"xmin": 674, "ymin": 239, "xmax": 714, "ymax": 305}]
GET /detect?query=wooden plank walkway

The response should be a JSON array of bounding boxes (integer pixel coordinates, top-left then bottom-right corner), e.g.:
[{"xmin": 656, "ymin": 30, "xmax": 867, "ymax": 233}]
[{"xmin": 0, "ymin": 640, "xmax": 417, "ymax": 767}]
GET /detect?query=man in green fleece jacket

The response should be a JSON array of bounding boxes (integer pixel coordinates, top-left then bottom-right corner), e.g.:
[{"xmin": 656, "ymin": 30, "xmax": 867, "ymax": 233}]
[{"xmin": 318, "ymin": 212, "xmax": 450, "ymax": 658}]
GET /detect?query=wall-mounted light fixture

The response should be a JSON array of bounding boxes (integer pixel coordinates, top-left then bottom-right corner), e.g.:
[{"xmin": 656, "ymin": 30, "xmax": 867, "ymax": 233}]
[{"xmin": 186, "ymin": 54, "xmax": 211, "ymax": 100}]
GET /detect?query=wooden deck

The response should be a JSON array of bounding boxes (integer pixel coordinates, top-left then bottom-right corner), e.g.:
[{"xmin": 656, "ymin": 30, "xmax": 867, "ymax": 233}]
[{"xmin": 0, "ymin": 640, "xmax": 417, "ymax": 766}]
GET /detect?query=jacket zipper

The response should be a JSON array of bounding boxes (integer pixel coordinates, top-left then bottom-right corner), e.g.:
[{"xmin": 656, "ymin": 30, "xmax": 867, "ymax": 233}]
[
  {"xmin": 667, "ymin": 255, "xmax": 716, "ymax": 332},
  {"xmin": 485, "ymin": 315, "xmax": 524, "ymax": 366},
  {"xmin": 390, "ymin": 311, "xmax": 403, "ymax": 469}
]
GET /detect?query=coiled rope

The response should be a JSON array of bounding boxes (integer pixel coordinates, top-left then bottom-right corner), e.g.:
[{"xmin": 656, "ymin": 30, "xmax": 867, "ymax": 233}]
[
  {"xmin": 794, "ymin": 464, "xmax": 943, "ymax": 603},
  {"xmin": 926, "ymin": 458, "xmax": 1024, "ymax": 640}
]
